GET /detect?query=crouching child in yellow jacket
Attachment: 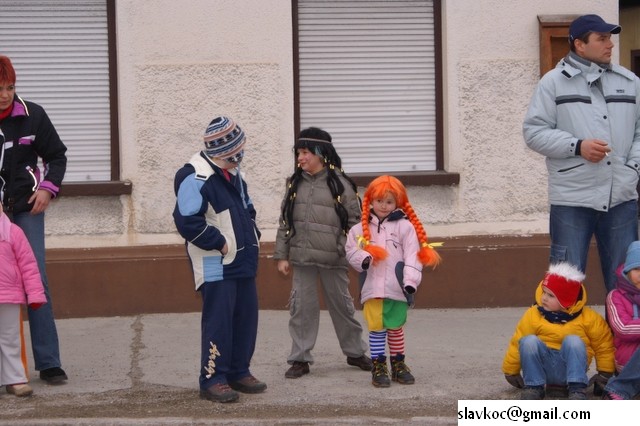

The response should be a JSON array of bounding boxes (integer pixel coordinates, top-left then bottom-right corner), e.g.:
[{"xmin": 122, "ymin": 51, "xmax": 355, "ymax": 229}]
[{"xmin": 502, "ymin": 262, "xmax": 615, "ymax": 400}]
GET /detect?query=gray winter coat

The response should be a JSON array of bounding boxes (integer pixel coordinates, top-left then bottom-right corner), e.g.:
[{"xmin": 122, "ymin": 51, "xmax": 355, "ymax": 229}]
[
  {"xmin": 523, "ymin": 52, "xmax": 640, "ymax": 211},
  {"xmin": 274, "ymin": 168, "xmax": 361, "ymax": 269}
]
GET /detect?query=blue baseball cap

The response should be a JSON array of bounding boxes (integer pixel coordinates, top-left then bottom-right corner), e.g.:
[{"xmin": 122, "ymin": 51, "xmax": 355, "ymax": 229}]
[{"xmin": 569, "ymin": 14, "xmax": 621, "ymax": 42}]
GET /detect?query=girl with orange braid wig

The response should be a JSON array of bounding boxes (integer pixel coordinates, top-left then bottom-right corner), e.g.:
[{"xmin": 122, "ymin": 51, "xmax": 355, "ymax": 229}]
[
  {"xmin": 345, "ymin": 175, "xmax": 441, "ymax": 388},
  {"xmin": 359, "ymin": 175, "xmax": 440, "ymax": 267}
]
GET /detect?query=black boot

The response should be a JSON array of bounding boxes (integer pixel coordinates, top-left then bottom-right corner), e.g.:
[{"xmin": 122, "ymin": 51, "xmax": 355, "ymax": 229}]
[
  {"xmin": 371, "ymin": 356, "xmax": 391, "ymax": 388},
  {"xmin": 391, "ymin": 354, "xmax": 415, "ymax": 384}
]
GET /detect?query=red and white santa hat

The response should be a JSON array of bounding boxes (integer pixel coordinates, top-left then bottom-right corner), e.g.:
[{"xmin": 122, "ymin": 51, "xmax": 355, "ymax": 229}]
[{"xmin": 542, "ymin": 262, "xmax": 584, "ymax": 309}]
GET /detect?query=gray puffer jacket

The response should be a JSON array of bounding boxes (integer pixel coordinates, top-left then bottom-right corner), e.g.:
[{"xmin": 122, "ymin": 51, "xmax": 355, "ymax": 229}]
[
  {"xmin": 274, "ymin": 168, "xmax": 361, "ymax": 269},
  {"xmin": 523, "ymin": 52, "xmax": 640, "ymax": 212}
]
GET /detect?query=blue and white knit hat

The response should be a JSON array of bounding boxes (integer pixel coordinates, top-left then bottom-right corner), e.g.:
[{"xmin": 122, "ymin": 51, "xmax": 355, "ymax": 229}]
[{"xmin": 203, "ymin": 116, "xmax": 246, "ymax": 163}]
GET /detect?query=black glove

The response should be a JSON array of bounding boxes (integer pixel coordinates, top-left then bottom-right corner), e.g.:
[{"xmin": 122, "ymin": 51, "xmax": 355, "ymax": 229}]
[
  {"xmin": 590, "ymin": 372, "xmax": 612, "ymax": 396},
  {"xmin": 362, "ymin": 257, "xmax": 371, "ymax": 270},
  {"xmin": 505, "ymin": 374, "xmax": 524, "ymax": 389},
  {"xmin": 404, "ymin": 285, "xmax": 416, "ymax": 294}
]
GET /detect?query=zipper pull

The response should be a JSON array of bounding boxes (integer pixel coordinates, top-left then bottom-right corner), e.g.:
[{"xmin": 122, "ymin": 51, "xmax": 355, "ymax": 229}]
[{"xmin": 26, "ymin": 166, "xmax": 39, "ymax": 192}]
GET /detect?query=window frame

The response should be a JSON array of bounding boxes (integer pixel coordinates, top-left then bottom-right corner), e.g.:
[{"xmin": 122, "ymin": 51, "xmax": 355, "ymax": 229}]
[
  {"xmin": 60, "ymin": 0, "xmax": 131, "ymax": 197},
  {"xmin": 291, "ymin": 0, "xmax": 458, "ymax": 187}
]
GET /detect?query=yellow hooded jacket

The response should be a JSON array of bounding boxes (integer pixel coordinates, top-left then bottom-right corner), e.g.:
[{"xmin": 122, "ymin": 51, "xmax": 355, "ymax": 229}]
[{"xmin": 502, "ymin": 282, "xmax": 615, "ymax": 376}]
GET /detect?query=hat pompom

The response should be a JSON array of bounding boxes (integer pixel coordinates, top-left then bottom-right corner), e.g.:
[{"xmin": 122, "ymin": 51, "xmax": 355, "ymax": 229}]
[{"xmin": 543, "ymin": 262, "xmax": 584, "ymax": 308}]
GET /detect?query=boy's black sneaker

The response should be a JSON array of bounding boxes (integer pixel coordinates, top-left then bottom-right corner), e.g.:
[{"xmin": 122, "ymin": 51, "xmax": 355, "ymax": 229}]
[
  {"xmin": 568, "ymin": 389, "xmax": 587, "ymax": 400},
  {"xmin": 545, "ymin": 384, "xmax": 568, "ymax": 398},
  {"xmin": 520, "ymin": 386, "xmax": 545, "ymax": 400},
  {"xmin": 568, "ymin": 383, "xmax": 588, "ymax": 400},
  {"xmin": 39, "ymin": 367, "xmax": 68, "ymax": 384}
]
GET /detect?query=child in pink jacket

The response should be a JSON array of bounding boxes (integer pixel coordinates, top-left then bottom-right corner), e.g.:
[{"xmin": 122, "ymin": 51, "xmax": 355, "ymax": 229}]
[
  {"xmin": 346, "ymin": 175, "xmax": 440, "ymax": 388},
  {"xmin": 0, "ymin": 204, "xmax": 46, "ymax": 397},
  {"xmin": 604, "ymin": 240, "xmax": 640, "ymax": 399}
]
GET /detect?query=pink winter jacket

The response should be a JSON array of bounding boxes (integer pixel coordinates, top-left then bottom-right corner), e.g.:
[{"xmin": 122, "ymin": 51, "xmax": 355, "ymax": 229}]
[
  {"xmin": 346, "ymin": 210, "xmax": 422, "ymax": 304},
  {"xmin": 606, "ymin": 271, "xmax": 640, "ymax": 371},
  {"xmin": 0, "ymin": 213, "xmax": 46, "ymax": 305}
]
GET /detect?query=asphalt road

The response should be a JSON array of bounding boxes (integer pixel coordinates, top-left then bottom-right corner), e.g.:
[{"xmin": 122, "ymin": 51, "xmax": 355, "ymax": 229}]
[{"xmin": 0, "ymin": 308, "xmax": 606, "ymax": 425}]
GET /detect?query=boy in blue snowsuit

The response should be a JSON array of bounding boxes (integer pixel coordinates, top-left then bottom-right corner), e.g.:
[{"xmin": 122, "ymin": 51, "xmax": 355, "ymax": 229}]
[{"xmin": 173, "ymin": 116, "xmax": 264, "ymax": 403}]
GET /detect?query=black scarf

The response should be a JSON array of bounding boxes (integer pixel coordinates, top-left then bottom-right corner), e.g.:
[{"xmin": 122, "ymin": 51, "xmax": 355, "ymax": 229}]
[{"xmin": 537, "ymin": 305, "xmax": 582, "ymax": 324}]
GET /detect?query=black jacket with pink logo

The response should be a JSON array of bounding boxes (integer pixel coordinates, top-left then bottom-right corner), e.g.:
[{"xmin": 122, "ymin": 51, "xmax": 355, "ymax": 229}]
[{"xmin": 0, "ymin": 95, "xmax": 67, "ymax": 214}]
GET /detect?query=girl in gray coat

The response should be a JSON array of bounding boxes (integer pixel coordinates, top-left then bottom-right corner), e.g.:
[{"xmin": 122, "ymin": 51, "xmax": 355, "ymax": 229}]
[{"xmin": 274, "ymin": 127, "xmax": 371, "ymax": 379}]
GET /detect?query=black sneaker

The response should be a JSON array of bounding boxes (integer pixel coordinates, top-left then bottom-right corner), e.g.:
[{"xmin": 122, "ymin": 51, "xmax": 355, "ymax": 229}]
[
  {"xmin": 371, "ymin": 357, "xmax": 390, "ymax": 388},
  {"xmin": 545, "ymin": 384, "xmax": 568, "ymax": 398},
  {"xmin": 521, "ymin": 386, "xmax": 545, "ymax": 400},
  {"xmin": 568, "ymin": 383, "xmax": 588, "ymax": 400},
  {"xmin": 568, "ymin": 389, "xmax": 587, "ymax": 400},
  {"xmin": 285, "ymin": 361, "xmax": 310, "ymax": 379},
  {"xmin": 347, "ymin": 355, "xmax": 373, "ymax": 371},
  {"xmin": 390, "ymin": 354, "xmax": 415, "ymax": 384},
  {"xmin": 39, "ymin": 367, "xmax": 68, "ymax": 384}
]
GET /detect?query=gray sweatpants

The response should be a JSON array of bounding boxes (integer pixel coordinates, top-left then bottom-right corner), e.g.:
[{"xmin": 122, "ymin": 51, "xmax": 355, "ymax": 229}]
[{"xmin": 287, "ymin": 265, "xmax": 368, "ymax": 364}]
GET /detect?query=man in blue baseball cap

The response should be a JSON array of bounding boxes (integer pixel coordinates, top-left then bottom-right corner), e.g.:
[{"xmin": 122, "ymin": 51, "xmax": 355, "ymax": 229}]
[
  {"xmin": 523, "ymin": 13, "xmax": 640, "ymax": 297},
  {"xmin": 569, "ymin": 14, "xmax": 621, "ymax": 44}
]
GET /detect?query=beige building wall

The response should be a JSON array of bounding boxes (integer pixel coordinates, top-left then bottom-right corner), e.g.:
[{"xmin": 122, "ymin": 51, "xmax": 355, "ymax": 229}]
[{"xmin": 43, "ymin": 0, "xmax": 620, "ymax": 250}]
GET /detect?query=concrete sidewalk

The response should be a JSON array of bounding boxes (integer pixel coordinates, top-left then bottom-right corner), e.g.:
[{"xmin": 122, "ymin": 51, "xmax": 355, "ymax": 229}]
[{"xmin": 0, "ymin": 307, "xmax": 606, "ymax": 425}]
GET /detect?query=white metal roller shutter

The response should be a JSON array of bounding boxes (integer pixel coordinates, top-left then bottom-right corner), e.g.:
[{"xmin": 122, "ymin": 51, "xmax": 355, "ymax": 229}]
[
  {"xmin": 0, "ymin": 0, "xmax": 110, "ymax": 182},
  {"xmin": 298, "ymin": 0, "xmax": 436, "ymax": 173}
]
